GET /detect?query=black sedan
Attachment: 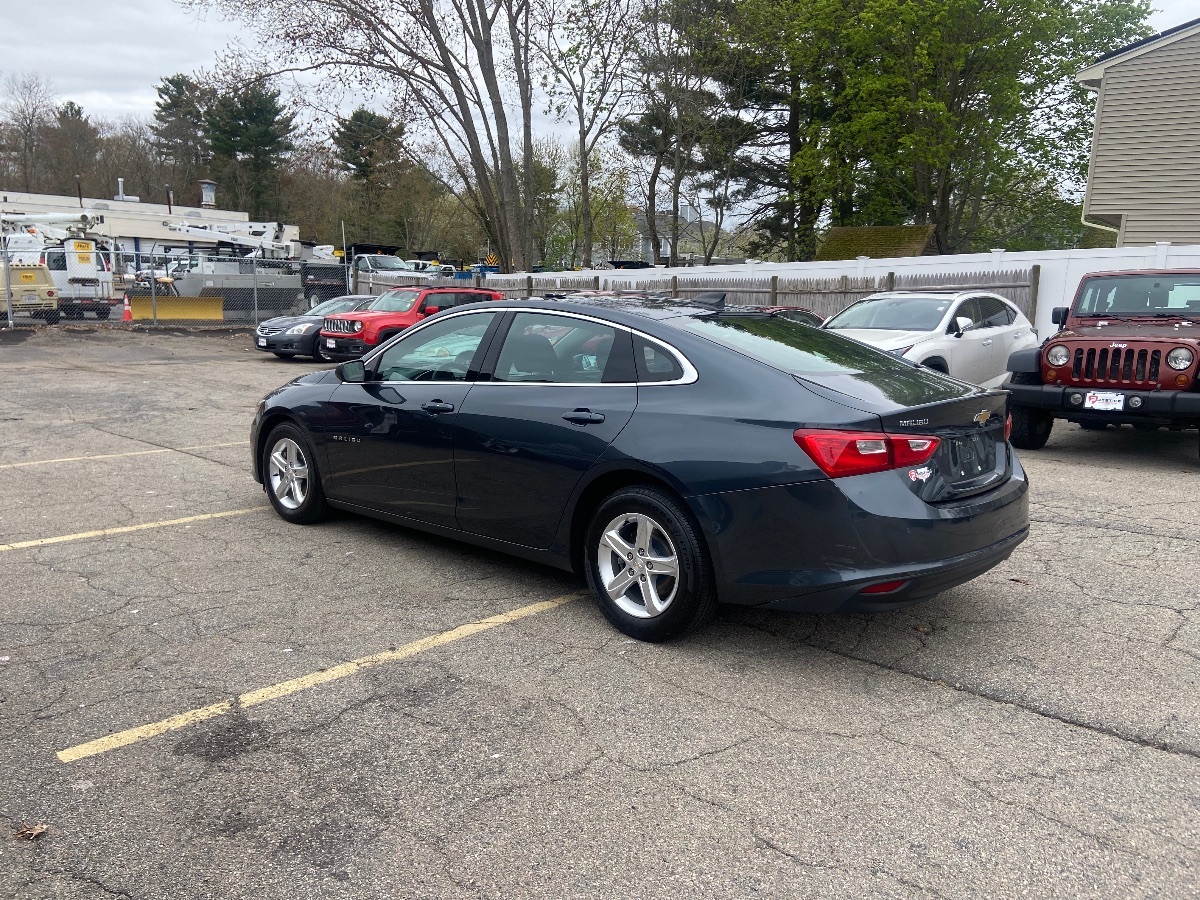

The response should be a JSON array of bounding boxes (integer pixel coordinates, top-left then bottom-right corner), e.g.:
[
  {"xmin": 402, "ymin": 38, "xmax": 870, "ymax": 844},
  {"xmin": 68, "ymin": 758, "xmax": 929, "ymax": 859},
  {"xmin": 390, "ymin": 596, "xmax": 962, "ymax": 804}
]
[
  {"xmin": 251, "ymin": 296, "xmax": 1029, "ymax": 641},
  {"xmin": 255, "ymin": 295, "xmax": 376, "ymax": 361}
]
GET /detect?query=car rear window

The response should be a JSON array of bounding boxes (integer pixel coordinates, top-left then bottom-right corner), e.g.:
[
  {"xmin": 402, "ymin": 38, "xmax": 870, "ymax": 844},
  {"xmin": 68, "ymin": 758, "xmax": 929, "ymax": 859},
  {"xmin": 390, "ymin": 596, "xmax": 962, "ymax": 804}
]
[{"xmin": 665, "ymin": 314, "xmax": 926, "ymax": 377}]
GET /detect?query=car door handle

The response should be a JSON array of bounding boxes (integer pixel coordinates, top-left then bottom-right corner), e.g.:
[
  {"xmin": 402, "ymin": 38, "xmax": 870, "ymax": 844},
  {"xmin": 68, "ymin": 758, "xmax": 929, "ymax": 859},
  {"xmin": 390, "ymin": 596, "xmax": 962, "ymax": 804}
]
[
  {"xmin": 562, "ymin": 409, "xmax": 606, "ymax": 425},
  {"xmin": 982, "ymin": 339, "xmax": 993, "ymax": 347},
  {"xmin": 421, "ymin": 401, "xmax": 455, "ymax": 413}
]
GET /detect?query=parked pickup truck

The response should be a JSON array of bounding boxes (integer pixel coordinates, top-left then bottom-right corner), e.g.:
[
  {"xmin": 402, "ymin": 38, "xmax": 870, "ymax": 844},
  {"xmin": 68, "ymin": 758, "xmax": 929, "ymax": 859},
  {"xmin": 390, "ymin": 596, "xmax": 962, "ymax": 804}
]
[
  {"xmin": 1005, "ymin": 269, "xmax": 1200, "ymax": 451},
  {"xmin": 1, "ymin": 263, "xmax": 60, "ymax": 324}
]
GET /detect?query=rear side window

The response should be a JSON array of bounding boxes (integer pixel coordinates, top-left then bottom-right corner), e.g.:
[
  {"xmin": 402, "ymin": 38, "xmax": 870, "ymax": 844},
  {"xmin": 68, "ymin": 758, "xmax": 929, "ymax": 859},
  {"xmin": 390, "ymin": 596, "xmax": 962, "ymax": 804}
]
[
  {"xmin": 667, "ymin": 314, "xmax": 927, "ymax": 377},
  {"xmin": 44, "ymin": 250, "xmax": 67, "ymax": 271},
  {"xmin": 633, "ymin": 335, "xmax": 685, "ymax": 382}
]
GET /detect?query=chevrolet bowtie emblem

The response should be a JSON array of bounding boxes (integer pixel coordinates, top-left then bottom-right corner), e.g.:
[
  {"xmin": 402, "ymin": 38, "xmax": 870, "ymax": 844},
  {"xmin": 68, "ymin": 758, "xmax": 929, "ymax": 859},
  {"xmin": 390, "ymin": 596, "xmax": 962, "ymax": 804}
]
[{"xmin": 974, "ymin": 410, "xmax": 991, "ymax": 426}]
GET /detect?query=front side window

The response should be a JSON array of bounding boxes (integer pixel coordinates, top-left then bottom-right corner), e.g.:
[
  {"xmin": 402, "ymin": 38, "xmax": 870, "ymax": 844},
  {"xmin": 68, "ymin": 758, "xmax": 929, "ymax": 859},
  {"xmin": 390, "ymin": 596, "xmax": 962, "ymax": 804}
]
[
  {"xmin": 492, "ymin": 312, "xmax": 622, "ymax": 383},
  {"xmin": 374, "ymin": 312, "xmax": 498, "ymax": 382},
  {"xmin": 974, "ymin": 296, "xmax": 1013, "ymax": 328},
  {"xmin": 825, "ymin": 295, "xmax": 952, "ymax": 332},
  {"xmin": 950, "ymin": 298, "xmax": 983, "ymax": 332}
]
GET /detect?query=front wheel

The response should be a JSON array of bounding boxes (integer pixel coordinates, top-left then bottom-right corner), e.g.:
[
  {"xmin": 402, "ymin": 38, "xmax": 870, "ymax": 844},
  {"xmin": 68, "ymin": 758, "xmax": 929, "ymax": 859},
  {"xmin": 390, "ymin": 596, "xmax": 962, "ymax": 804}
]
[
  {"xmin": 263, "ymin": 423, "xmax": 329, "ymax": 524},
  {"xmin": 583, "ymin": 486, "xmax": 717, "ymax": 642},
  {"xmin": 1008, "ymin": 371, "xmax": 1053, "ymax": 450},
  {"xmin": 311, "ymin": 335, "xmax": 331, "ymax": 362}
]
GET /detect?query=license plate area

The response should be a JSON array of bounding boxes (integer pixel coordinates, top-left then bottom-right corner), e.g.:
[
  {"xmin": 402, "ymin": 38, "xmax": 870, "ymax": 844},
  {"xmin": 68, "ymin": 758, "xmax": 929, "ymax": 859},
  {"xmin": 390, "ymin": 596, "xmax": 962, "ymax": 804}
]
[
  {"xmin": 945, "ymin": 432, "xmax": 997, "ymax": 482},
  {"xmin": 257, "ymin": 337, "xmax": 267, "ymax": 347},
  {"xmin": 326, "ymin": 338, "xmax": 336, "ymax": 348},
  {"xmin": 1084, "ymin": 390, "xmax": 1124, "ymax": 411}
]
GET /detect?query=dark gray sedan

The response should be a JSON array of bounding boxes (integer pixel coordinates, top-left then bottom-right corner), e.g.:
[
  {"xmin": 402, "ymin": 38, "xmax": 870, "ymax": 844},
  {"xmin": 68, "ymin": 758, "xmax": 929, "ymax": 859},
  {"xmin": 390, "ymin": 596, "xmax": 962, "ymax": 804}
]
[
  {"xmin": 251, "ymin": 296, "xmax": 1029, "ymax": 641},
  {"xmin": 255, "ymin": 295, "xmax": 376, "ymax": 361}
]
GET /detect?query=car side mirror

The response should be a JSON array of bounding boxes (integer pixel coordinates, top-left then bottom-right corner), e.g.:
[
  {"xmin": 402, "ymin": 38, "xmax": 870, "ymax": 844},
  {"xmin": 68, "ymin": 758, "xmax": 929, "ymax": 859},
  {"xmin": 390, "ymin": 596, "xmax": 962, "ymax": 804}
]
[
  {"xmin": 1051, "ymin": 307, "xmax": 1068, "ymax": 326},
  {"xmin": 954, "ymin": 316, "xmax": 973, "ymax": 337},
  {"xmin": 336, "ymin": 360, "xmax": 366, "ymax": 383},
  {"xmin": 424, "ymin": 306, "xmax": 440, "ymax": 315}
]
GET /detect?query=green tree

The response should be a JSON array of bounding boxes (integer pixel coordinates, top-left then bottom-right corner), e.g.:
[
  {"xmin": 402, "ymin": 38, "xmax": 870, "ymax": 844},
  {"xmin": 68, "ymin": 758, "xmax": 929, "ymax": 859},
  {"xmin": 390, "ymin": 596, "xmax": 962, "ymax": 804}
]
[
  {"xmin": 151, "ymin": 74, "xmax": 213, "ymax": 206},
  {"xmin": 332, "ymin": 108, "xmax": 404, "ymax": 183},
  {"xmin": 205, "ymin": 83, "xmax": 295, "ymax": 219}
]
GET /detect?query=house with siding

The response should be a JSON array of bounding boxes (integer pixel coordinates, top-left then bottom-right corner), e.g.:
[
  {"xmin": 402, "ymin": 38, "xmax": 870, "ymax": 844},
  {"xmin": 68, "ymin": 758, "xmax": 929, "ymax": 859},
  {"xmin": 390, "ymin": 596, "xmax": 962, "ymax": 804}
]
[{"xmin": 1077, "ymin": 16, "xmax": 1200, "ymax": 247}]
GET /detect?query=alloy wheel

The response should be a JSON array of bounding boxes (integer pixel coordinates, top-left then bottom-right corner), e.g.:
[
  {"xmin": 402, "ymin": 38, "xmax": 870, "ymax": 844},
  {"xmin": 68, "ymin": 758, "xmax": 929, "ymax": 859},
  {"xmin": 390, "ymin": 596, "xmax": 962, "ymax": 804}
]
[
  {"xmin": 267, "ymin": 437, "xmax": 310, "ymax": 510},
  {"xmin": 596, "ymin": 513, "xmax": 680, "ymax": 618}
]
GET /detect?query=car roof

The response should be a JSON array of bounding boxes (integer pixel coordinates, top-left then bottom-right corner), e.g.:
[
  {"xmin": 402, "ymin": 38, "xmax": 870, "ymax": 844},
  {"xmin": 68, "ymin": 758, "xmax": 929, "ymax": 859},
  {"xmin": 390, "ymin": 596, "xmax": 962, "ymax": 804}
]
[{"xmin": 455, "ymin": 295, "xmax": 785, "ymax": 327}]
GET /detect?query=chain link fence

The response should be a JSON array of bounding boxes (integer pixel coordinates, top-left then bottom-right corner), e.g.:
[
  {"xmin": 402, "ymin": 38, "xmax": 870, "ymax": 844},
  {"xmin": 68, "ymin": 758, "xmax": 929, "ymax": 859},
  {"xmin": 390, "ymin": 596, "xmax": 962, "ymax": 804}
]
[{"xmin": 2, "ymin": 252, "xmax": 350, "ymax": 329}]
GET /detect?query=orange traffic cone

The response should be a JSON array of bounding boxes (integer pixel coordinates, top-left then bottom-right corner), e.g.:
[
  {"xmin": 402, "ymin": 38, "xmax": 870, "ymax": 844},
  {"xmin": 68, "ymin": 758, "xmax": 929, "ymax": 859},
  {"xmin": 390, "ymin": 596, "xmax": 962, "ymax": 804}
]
[{"xmin": 122, "ymin": 293, "xmax": 132, "ymax": 322}]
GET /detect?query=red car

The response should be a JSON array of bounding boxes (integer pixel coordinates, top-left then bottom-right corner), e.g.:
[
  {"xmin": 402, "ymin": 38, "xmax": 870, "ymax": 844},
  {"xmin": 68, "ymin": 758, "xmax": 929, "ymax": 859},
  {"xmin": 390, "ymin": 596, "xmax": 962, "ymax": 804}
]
[{"xmin": 319, "ymin": 286, "xmax": 505, "ymax": 359}]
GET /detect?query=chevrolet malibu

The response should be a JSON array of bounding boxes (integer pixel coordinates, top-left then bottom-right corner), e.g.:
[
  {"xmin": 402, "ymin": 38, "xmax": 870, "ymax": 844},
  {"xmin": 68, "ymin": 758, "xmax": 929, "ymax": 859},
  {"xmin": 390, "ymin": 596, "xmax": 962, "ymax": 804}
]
[{"xmin": 251, "ymin": 297, "xmax": 1029, "ymax": 641}]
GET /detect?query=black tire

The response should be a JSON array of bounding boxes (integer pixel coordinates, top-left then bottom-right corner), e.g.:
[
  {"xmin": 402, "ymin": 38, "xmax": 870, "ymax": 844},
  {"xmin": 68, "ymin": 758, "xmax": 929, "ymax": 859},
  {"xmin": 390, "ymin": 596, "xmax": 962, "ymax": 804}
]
[
  {"xmin": 44, "ymin": 310, "xmax": 60, "ymax": 325},
  {"xmin": 583, "ymin": 485, "xmax": 718, "ymax": 642},
  {"xmin": 311, "ymin": 335, "xmax": 331, "ymax": 362},
  {"xmin": 273, "ymin": 352, "xmax": 296, "ymax": 359},
  {"xmin": 1008, "ymin": 372, "xmax": 1053, "ymax": 450},
  {"xmin": 96, "ymin": 307, "xmax": 111, "ymax": 320},
  {"xmin": 262, "ymin": 422, "xmax": 329, "ymax": 524}
]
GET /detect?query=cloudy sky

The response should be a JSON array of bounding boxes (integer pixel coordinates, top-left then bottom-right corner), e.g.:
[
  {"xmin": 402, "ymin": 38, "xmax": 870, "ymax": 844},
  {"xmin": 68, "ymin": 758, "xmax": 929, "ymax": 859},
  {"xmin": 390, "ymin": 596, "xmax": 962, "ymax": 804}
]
[{"xmin": 4, "ymin": 0, "xmax": 1198, "ymax": 122}]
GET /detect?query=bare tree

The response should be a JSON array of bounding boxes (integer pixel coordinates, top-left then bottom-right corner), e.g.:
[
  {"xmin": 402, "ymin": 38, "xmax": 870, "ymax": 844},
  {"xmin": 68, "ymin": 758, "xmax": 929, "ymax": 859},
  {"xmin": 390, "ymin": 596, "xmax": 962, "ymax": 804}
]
[
  {"xmin": 185, "ymin": 0, "xmax": 539, "ymax": 271},
  {"xmin": 1, "ymin": 72, "xmax": 57, "ymax": 192},
  {"xmin": 533, "ymin": 0, "xmax": 637, "ymax": 268}
]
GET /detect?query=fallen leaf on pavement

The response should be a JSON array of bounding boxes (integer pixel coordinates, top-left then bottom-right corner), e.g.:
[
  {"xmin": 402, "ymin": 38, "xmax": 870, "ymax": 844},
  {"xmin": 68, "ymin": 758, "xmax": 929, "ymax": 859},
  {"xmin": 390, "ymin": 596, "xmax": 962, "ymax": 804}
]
[{"xmin": 15, "ymin": 822, "xmax": 48, "ymax": 840}]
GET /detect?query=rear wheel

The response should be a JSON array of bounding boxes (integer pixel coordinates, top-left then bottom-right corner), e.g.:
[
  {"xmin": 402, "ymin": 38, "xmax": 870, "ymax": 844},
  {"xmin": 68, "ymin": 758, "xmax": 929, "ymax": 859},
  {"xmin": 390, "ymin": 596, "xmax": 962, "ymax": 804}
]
[
  {"xmin": 584, "ymin": 486, "xmax": 717, "ymax": 642},
  {"xmin": 263, "ymin": 423, "xmax": 329, "ymax": 524},
  {"xmin": 1008, "ymin": 372, "xmax": 1053, "ymax": 450}
]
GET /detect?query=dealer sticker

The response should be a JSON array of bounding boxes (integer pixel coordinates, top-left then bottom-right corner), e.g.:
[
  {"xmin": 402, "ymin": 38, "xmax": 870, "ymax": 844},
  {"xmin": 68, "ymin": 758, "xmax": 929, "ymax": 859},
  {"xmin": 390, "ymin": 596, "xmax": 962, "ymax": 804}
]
[{"xmin": 1084, "ymin": 391, "xmax": 1124, "ymax": 411}]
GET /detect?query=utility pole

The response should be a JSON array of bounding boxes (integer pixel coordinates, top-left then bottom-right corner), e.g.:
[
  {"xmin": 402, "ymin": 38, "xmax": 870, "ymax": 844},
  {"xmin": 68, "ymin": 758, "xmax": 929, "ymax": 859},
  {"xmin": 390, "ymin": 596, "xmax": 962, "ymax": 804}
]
[{"xmin": 2, "ymin": 211, "xmax": 13, "ymax": 330}]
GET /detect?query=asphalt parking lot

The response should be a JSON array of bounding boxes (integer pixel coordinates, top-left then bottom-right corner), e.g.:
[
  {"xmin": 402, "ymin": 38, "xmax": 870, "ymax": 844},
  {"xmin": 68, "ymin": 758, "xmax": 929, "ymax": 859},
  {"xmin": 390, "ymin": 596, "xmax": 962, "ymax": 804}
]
[{"xmin": 1, "ymin": 326, "xmax": 1197, "ymax": 899}]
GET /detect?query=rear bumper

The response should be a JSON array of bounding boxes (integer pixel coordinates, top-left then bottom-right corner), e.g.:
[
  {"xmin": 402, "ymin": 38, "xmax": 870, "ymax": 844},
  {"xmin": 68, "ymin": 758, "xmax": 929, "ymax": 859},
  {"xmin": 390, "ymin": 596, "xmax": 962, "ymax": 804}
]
[
  {"xmin": 689, "ymin": 453, "xmax": 1029, "ymax": 612},
  {"xmin": 1005, "ymin": 381, "xmax": 1200, "ymax": 421}
]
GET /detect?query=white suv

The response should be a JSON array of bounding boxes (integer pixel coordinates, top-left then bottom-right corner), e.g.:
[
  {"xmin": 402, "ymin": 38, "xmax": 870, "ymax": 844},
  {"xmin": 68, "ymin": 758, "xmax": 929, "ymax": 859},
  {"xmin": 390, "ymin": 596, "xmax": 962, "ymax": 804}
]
[{"xmin": 822, "ymin": 290, "xmax": 1038, "ymax": 388}]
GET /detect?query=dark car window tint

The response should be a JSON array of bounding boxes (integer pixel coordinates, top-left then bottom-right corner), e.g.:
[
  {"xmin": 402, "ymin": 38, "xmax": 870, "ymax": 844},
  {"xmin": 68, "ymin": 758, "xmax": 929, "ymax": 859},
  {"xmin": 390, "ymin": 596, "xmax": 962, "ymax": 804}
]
[
  {"xmin": 976, "ymin": 296, "xmax": 1011, "ymax": 328},
  {"xmin": 374, "ymin": 312, "xmax": 498, "ymax": 382},
  {"xmin": 633, "ymin": 335, "xmax": 685, "ymax": 382},
  {"xmin": 668, "ymin": 314, "xmax": 930, "ymax": 377},
  {"xmin": 1075, "ymin": 274, "xmax": 1200, "ymax": 316},
  {"xmin": 950, "ymin": 298, "xmax": 983, "ymax": 331},
  {"xmin": 44, "ymin": 250, "xmax": 67, "ymax": 271},
  {"xmin": 493, "ymin": 312, "xmax": 621, "ymax": 383}
]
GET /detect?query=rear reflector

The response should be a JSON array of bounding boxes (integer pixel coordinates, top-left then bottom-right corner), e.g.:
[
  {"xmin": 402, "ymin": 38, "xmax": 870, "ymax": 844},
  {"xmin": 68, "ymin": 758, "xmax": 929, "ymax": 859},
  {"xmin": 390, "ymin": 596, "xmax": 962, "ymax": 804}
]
[
  {"xmin": 1004, "ymin": 414, "xmax": 1012, "ymax": 443},
  {"xmin": 859, "ymin": 579, "xmax": 908, "ymax": 595},
  {"xmin": 793, "ymin": 429, "xmax": 940, "ymax": 478}
]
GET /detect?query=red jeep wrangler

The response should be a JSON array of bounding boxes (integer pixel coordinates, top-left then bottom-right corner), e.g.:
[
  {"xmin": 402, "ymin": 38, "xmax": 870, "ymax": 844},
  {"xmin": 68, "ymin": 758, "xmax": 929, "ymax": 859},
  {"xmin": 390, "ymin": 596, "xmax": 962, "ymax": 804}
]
[
  {"xmin": 1005, "ymin": 270, "xmax": 1200, "ymax": 450},
  {"xmin": 319, "ymin": 286, "xmax": 505, "ymax": 360}
]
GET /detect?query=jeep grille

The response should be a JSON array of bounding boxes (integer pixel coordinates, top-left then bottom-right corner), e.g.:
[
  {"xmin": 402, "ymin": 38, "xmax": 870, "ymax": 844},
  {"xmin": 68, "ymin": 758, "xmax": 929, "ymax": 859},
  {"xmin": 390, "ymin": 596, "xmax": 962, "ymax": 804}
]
[
  {"xmin": 1071, "ymin": 347, "xmax": 1161, "ymax": 385},
  {"xmin": 323, "ymin": 318, "xmax": 358, "ymax": 334}
]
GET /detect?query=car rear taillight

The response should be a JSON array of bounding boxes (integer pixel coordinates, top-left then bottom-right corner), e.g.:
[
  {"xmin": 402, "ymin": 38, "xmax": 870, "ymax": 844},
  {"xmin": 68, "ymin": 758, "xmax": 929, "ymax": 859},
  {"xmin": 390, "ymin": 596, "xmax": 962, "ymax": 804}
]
[
  {"xmin": 859, "ymin": 579, "xmax": 908, "ymax": 595},
  {"xmin": 793, "ymin": 429, "xmax": 941, "ymax": 478},
  {"xmin": 46, "ymin": 290, "xmax": 55, "ymax": 297}
]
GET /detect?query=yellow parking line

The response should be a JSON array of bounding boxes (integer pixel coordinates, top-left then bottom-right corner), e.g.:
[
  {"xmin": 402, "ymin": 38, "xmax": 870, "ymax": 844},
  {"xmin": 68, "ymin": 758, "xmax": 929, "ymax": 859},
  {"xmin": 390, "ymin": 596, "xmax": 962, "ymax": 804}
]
[
  {"xmin": 0, "ymin": 441, "xmax": 249, "ymax": 470},
  {"xmin": 0, "ymin": 507, "xmax": 264, "ymax": 553},
  {"xmin": 57, "ymin": 592, "xmax": 583, "ymax": 763}
]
